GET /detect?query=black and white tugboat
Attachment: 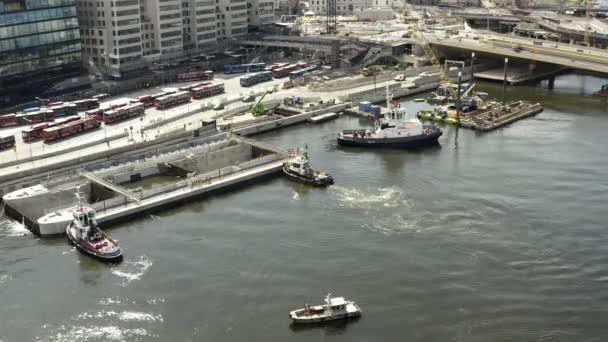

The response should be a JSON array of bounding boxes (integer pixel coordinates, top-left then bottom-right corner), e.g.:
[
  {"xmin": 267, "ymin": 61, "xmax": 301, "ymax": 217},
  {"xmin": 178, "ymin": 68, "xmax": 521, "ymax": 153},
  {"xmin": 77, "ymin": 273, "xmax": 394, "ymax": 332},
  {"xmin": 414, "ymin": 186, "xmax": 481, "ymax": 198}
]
[
  {"xmin": 337, "ymin": 88, "xmax": 442, "ymax": 148},
  {"xmin": 283, "ymin": 146, "xmax": 334, "ymax": 186},
  {"xmin": 289, "ymin": 293, "xmax": 362, "ymax": 324},
  {"xmin": 66, "ymin": 192, "xmax": 123, "ymax": 263}
]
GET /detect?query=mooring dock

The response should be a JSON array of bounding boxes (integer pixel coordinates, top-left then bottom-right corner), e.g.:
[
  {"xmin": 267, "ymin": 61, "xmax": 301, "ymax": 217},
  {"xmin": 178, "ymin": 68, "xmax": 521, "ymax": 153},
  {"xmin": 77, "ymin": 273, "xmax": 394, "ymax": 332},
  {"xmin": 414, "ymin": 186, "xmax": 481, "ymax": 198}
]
[{"xmin": 4, "ymin": 136, "xmax": 291, "ymax": 235}]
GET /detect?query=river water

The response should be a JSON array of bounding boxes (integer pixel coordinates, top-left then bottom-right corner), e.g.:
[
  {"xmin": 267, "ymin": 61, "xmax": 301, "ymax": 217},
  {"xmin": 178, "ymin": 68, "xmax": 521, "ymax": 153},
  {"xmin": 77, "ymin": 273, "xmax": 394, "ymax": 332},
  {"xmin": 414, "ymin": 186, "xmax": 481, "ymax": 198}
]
[{"xmin": 1, "ymin": 74, "xmax": 608, "ymax": 342}]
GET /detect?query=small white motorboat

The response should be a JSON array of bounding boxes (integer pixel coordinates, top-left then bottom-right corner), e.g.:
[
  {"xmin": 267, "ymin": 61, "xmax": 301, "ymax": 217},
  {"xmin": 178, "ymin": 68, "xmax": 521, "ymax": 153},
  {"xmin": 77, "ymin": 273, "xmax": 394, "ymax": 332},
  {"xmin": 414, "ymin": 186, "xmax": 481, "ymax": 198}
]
[{"xmin": 289, "ymin": 294, "xmax": 361, "ymax": 324}]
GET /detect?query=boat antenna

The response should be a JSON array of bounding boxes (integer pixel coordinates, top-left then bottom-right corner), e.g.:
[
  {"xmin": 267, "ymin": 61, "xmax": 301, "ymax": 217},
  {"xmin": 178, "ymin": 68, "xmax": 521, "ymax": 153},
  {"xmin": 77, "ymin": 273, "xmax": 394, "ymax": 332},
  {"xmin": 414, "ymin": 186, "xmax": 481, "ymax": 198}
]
[
  {"xmin": 386, "ymin": 85, "xmax": 392, "ymax": 112},
  {"xmin": 75, "ymin": 186, "xmax": 83, "ymax": 210}
]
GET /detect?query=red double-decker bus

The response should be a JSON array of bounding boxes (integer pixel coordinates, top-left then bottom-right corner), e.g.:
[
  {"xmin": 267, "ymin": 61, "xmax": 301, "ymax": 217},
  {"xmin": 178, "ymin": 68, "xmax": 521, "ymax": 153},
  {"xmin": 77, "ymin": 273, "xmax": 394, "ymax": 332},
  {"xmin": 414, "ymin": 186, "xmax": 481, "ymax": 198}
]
[
  {"xmin": 190, "ymin": 83, "xmax": 225, "ymax": 99},
  {"xmin": 176, "ymin": 71, "xmax": 214, "ymax": 82}
]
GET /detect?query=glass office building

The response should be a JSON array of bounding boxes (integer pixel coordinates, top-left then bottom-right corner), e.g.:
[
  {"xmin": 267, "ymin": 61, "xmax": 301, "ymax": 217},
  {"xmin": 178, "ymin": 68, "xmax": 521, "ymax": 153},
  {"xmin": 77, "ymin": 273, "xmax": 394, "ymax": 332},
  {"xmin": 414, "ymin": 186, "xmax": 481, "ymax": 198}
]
[{"xmin": 0, "ymin": 0, "xmax": 82, "ymax": 105}]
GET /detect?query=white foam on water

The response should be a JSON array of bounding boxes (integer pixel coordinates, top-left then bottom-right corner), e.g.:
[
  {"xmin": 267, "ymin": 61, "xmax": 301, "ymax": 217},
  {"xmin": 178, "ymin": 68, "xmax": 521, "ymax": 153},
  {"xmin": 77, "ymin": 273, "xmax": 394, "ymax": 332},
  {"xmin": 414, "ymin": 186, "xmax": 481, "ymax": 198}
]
[
  {"xmin": 0, "ymin": 273, "xmax": 11, "ymax": 284},
  {"xmin": 74, "ymin": 310, "xmax": 163, "ymax": 322},
  {"xmin": 331, "ymin": 185, "xmax": 412, "ymax": 210},
  {"xmin": 332, "ymin": 186, "xmax": 421, "ymax": 236},
  {"xmin": 111, "ymin": 255, "xmax": 153, "ymax": 287},
  {"xmin": 146, "ymin": 298, "xmax": 166, "ymax": 305},
  {"xmin": 0, "ymin": 219, "xmax": 32, "ymax": 237},
  {"xmin": 37, "ymin": 325, "xmax": 151, "ymax": 342},
  {"xmin": 98, "ymin": 297, "xmax": 123, "ymax": 306},
  {"xmin": 118, "ymin": 311, "xmax": 164, "ymax": 322}
]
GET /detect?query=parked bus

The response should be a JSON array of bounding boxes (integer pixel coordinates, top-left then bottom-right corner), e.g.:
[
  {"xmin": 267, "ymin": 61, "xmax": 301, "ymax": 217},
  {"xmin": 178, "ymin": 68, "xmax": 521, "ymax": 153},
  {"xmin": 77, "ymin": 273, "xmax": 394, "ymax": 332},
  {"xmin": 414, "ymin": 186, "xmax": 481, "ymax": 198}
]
[
  {"xmin": 190, "ymin": 83, "xmax": 225, "ymax": 99},
  {"xmin": 102, "ymin": 103, "xmax": 145, "ymax": 124},
  {"xmin": 135, "ymin": 95, "xmax": 156, "ymax": 108},
  {"xmin": 22, "ymin": 123, "xmax": 49, "ymax": 142},
  {"xmin": 0, "ymin": 114, "xmax": 18, "ymax": 128},
  {"xmin": 0, "ymin": 109, "xmax": 54, "ymax": 128},
  {"xmin": 18, "ymin": 109, "xmax": 54, "ymax": 124},
  {"xmin": 266, "ymin": 62, "xmax": 289, "ymax": 71},
  {"xmin": 0, "ymin": 135, "xmax": 15, "ymax": 150},
  {"xmin": 271, "ymin": 64, "xmax": 298, "ymax": 78},
  {"xmin": 72, "ymin": 98, "xmax": 100, "ymax": 111},
  {"xmin": 154, "ymin": 91, "xmax": 191, "ymax": 109},
  {"xmin": 288, "ymin": 65, "xmax": 319, "ymax": 80},
  {"xmin": 223, "ymin": 63, "xmax": 266, "ymax": 74},
  {"xmin": 240, "ymin": 71, "xmax": 273, "ymax": 87},
  {"xmin": 49, "ymin": 103, "xmax": 78, "ymax": 117},
  {"xmin": 42, "ymin": 118, "xmax": 100, "ymax": 142},
  {"xmin": 176, "ymin": 70, "xmax": 214, "ymax": 82},
  {"xmin": 178, "ymin": 82, "xmax": 211, "ymax": 92},
  {"xmin": 23, "ymin": 107, "xmax": 41, "ymax": 113}
]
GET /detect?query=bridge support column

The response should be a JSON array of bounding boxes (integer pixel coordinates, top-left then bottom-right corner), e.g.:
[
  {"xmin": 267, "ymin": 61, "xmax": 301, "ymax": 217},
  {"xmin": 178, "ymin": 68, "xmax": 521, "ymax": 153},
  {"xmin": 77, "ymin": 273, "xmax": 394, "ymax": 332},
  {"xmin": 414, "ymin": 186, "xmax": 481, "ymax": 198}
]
[{"xmin": 547, "ymin": 76, "xmax": 555, "ymax": 90}]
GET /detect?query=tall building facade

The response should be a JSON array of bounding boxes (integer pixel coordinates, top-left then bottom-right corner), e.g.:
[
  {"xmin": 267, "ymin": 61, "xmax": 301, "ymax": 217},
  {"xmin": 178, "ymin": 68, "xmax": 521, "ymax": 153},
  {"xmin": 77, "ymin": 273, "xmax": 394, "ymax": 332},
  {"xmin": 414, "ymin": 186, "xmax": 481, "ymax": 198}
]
[
  {"xmin": 308, "ymin": 0, "xmax": 394, "ymax": 15},
  {"xmin": 247, "ymin": 0, "xmax": 273, "ymax": 27},
  {"xmin": 0, "ymin": 0, "xmax": 82, "ymax": 104},
  {"xmin": 77, "ymin": 0, "xmax": 271, "ymax": 77}
]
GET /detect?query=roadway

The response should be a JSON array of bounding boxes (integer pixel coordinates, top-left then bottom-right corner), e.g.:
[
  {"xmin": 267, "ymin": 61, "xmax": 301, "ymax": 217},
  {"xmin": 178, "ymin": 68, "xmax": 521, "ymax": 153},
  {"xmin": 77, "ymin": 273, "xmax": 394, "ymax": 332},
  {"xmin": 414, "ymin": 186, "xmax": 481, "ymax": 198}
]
[{"xmin": 428, "ymin": 32, "xmax": 608, "ymax": 74}]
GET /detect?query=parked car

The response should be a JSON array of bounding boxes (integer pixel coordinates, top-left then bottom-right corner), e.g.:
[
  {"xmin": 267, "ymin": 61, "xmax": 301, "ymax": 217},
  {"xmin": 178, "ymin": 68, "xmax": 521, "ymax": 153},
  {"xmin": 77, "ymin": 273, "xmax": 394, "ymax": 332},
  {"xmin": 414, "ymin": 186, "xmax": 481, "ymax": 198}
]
[{"xmin": 394, "ymin": 74, "xmax": 406, "ymax": 82}]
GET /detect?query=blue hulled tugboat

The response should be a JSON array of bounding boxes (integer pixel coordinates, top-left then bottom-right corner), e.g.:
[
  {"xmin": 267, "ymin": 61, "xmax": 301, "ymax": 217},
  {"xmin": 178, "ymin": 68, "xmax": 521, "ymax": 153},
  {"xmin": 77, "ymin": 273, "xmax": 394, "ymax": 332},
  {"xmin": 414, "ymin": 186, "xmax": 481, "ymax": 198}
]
[
  {"xmin": 337, "ymin": 88, "xmax": 442, "ymax": 148},
  {"xmin": 66, "ymin": 193, "xmax": 123, "ymax": 263}
]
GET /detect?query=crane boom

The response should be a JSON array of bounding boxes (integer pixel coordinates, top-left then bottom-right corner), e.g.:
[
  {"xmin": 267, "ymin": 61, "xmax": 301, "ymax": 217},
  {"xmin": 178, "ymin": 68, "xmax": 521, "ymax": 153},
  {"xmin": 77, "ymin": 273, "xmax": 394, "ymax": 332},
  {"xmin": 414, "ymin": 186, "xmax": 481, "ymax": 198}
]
[
  {"xmin": 584, "ymin": 0, "xmax": 591, "ymax": 46},
  {"xmin": 250, "ymin": 90, "xmax": 270, "ymax": 116},
  {"xmin": 402, "ymin": 7, "xmax": 457, "ymax": 98}
]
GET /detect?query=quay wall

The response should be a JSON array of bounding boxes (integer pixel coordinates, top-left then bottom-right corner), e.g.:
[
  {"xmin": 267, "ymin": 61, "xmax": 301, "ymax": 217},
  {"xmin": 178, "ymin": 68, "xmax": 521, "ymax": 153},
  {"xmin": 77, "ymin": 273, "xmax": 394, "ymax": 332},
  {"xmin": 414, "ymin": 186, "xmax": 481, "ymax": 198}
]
[
  {"xmin": 234, "ymin": 103, "xmax": 349, "ymax": 136},
  {"xmin": 0, "ymin": 130, "xmax": 229, "ymax": 196},
  {"xmin": 5, "ymin": 183, "xmax": 91, "ymax": 226}
]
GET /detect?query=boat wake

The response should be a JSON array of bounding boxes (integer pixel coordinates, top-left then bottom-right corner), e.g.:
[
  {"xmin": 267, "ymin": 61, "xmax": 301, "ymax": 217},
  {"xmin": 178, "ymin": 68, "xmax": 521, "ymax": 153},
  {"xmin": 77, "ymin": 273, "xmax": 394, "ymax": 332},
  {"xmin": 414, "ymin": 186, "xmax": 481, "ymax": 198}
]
[
  {"xmin": 111, "ymin": 255, "xmax": 153, "ymax": 287},
  {"xmin": 0, "ymin": 219, "xmax": 31, "ymax": 237},
  {"xmin": 292, "ymin": 191, "xmax": 300, "ymax": 201},
  {"xmin": 36, "ymin": 325, "xmax": 152, "ymax": 342},
  {"xmin": 331, "ymin": 186, "xmax": 421, "ymax": 235},
  {"xmin": 38, "ymin": 298, "xmax": 164, "ymax": 342},
  {"xmin": 75, "ymin": 310, "xmax": 163, "ymax": 322},
  {"xmin": 0, "ymin": 273, "xmax": 12, "ymax": 285},
  {"xmin": 331, "ymin": 186, "xmax": 413, "ymax": 210}
]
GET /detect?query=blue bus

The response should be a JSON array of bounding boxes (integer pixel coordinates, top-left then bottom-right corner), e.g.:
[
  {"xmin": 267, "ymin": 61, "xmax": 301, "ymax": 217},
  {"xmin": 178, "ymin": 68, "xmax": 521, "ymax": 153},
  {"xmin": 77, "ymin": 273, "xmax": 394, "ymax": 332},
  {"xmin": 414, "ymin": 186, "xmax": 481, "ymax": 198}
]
[
  {"xmin": 240, "ymin": 71, "xmax": 273, "ymax": 87},
  {"xmin": 224, "ymin": 63, "xmax": 266, "ymax": 74},
  {"xmin": 288, "ymin": 65, "xmax": 318, "ymax": 80}
]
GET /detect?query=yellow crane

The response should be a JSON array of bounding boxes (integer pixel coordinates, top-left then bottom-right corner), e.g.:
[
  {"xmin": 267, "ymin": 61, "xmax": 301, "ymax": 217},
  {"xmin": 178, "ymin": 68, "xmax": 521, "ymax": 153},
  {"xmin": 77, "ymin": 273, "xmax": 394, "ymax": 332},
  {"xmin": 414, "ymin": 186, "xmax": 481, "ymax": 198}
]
[{"xmin": 402, "ymin": 7, "xmax": 457, "ymax": 99}]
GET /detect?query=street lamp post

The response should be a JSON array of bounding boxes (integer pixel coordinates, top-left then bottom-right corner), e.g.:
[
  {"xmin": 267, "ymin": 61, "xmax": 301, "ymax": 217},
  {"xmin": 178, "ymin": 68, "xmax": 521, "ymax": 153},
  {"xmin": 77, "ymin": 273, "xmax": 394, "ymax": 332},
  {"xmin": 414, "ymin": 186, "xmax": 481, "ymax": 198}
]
[
  {"xmin": 456, "ymin": 71, "xmax": 462, "ymax": 121},
  {"xmin": 470, "ymin": 52, "xmax": 475, "ymax": 82},
  {"xmin": 502, "ymin": 57, "xmax": 508, "ymax": 106}
]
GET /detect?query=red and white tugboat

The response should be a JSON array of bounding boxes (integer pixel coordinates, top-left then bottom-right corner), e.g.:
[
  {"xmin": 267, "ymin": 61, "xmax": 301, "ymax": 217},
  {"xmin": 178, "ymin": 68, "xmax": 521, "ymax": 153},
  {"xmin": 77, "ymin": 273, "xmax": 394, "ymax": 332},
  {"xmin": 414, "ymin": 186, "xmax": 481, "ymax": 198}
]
[{"xmin": 66, "ymin": 193, "xmax": 123, "ymax": 263}]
